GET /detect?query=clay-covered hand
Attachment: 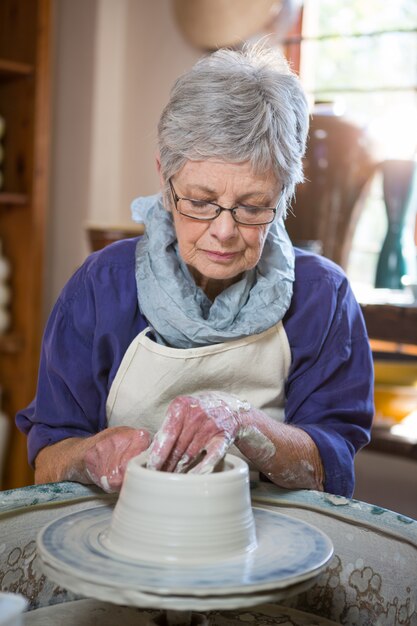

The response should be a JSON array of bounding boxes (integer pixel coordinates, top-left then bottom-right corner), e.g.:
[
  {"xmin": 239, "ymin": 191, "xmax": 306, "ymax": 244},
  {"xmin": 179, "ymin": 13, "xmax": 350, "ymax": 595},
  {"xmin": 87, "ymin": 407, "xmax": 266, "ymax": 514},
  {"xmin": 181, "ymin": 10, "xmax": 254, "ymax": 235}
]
[
  {"xmin": 81, "ymin": 426, "xmax": 151, "ymax": 492},
  {"xmin": 35, "ymin": 426, "xmax": 152, "ymax": 493},
  {"xmin": 145, "ymin": 393, "xmax": 324, "ymax": 490},
  {"xmin": 146, "ymin": 392, "xmax": 254, "ymax": 474}
]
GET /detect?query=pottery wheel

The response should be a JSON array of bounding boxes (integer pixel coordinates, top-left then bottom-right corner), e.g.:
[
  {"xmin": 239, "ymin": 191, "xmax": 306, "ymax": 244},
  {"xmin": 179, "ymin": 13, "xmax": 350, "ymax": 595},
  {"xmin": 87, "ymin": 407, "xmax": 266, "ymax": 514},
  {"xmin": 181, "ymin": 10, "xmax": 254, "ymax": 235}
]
[{"xmin": 37, "ymin": 504, "xmax": 333, "ymax": 612}]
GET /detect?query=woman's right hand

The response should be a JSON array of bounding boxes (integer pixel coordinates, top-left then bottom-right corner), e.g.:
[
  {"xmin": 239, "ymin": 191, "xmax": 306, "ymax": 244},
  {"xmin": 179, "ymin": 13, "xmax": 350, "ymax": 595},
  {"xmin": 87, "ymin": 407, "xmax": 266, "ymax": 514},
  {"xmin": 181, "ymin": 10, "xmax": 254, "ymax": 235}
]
[{"xmin": 34, "ymin": 426, "xmax": 151, "ymax": 492}]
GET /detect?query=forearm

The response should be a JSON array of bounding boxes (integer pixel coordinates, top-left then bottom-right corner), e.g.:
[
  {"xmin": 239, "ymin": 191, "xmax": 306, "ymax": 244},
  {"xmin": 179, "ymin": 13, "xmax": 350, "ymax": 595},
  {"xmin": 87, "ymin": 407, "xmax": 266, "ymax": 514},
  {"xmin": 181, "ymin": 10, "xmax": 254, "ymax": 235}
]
[
  {"xmin": 34, "ymin": 437, "xmax": 91, "ymax": 485},
  {"xmin": 236, "ymin": 409, "xmax": 324, "ymax": 491},
  {"xmin": 34, "ymin": 426, "xmax": 151, "ymax": 491}
]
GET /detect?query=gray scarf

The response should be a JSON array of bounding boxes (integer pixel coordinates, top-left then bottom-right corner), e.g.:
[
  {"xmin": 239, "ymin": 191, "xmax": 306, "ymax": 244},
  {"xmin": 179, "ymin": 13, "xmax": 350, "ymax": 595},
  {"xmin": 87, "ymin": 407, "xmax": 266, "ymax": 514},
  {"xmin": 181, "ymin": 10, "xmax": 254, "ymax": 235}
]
[{"xmin": 131, "ymin": 194, "xmax": 294, "ymax": 349}]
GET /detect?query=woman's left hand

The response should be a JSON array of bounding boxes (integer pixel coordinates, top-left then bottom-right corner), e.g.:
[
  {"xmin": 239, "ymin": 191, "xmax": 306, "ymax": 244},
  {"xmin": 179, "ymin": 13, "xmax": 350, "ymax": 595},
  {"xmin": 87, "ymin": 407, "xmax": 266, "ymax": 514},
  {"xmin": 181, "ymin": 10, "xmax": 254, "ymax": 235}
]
[{"xmin": 146, "ymin": 392, "xmax": 250, "ymax": 473}]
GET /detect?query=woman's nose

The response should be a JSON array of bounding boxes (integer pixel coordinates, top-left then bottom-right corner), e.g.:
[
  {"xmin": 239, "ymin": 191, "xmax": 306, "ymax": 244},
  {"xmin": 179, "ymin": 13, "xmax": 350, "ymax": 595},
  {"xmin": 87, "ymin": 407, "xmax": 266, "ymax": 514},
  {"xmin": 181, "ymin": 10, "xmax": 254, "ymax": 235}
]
[{"xmin": 209, "ymin": 210, "xmax": 238, "ymax": 240}]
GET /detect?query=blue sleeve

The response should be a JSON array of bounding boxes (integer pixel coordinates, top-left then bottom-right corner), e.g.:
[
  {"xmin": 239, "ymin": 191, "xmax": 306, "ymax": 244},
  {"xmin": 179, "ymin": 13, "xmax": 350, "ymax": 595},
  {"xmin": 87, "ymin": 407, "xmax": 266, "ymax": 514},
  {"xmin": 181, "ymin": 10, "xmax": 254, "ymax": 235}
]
[
  {"xmin": 283, "ymin": 250, "xmax": 374, "ymax": 497},
  {"xmin": 15, "ymin": 238, "xmax": 147, "ymax": 466}
]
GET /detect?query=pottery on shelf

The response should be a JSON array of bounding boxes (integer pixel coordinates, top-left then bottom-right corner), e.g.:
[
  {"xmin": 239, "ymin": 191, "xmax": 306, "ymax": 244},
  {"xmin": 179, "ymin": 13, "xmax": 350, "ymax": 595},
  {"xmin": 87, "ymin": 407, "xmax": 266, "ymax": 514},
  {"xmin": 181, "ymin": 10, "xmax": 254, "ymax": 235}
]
[{"xmin": 103, "ymin": 453, "xmax": 257, "ymax": 564}]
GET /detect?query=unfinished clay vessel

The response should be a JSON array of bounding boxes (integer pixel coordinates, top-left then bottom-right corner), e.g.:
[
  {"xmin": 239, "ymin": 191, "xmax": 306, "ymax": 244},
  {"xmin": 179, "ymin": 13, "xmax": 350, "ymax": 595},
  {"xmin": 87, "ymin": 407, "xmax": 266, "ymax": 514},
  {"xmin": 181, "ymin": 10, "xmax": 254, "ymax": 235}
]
[{"xmin": 103, "ymin": 453, "xmax": 257, "ymax": 563}]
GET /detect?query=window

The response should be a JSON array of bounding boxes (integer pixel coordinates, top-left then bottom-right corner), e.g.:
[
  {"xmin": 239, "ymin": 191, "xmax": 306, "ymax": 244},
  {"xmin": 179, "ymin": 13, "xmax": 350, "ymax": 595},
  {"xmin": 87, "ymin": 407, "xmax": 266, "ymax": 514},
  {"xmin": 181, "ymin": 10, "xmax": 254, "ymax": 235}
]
[{"xmin": 292, "ymin": 1, "xmax": 417, "ymax": 287}]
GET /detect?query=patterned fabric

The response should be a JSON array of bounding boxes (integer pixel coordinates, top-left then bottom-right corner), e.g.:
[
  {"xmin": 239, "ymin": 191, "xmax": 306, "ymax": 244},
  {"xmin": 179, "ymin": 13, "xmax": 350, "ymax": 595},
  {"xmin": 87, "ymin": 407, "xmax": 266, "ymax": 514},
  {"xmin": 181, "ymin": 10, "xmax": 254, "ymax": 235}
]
[
  {"xmin": 133, "ymin": 194, "xmax": 295, "ymax": 348},
  {"xmin": 251, "ymin": 484, "xmax": 417, "ymax": 625},
  {"xmin": 2, "ymin": 482, "xmax": 415, "ymax": 625}
]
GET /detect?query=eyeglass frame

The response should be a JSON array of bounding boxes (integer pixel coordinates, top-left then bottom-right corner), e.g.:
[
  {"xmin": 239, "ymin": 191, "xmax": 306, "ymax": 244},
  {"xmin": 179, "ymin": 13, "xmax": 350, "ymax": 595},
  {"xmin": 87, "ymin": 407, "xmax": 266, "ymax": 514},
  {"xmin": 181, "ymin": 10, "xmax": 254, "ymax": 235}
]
[{"xmin": 168, "ymin": 178, "xmax": 285, "ymax": 226}]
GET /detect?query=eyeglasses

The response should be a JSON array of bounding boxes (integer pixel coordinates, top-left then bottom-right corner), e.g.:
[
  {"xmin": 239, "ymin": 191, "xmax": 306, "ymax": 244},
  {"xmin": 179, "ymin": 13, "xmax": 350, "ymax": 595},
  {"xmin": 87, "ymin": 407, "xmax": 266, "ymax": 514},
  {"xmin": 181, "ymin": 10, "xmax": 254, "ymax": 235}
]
[{"xmin": 169, "ymin": 179, "xmax": 284, "ymax": 226}]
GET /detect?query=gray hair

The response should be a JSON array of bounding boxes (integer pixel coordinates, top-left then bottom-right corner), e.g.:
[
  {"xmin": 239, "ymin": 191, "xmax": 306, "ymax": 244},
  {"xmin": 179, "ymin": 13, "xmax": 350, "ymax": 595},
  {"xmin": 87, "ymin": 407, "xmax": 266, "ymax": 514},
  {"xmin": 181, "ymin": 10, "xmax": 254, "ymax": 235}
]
[{"xmin": 157, "ymin": 44, "xmax": 309, "ymax": 215}]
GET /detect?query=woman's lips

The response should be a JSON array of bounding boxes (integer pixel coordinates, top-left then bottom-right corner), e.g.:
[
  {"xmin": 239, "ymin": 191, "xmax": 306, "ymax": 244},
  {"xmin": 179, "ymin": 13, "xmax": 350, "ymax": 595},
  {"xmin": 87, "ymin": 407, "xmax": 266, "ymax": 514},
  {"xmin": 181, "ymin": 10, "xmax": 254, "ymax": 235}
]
[{"xmin": 204, "ymin": 249, "xmax": 238, "ymax": 262}]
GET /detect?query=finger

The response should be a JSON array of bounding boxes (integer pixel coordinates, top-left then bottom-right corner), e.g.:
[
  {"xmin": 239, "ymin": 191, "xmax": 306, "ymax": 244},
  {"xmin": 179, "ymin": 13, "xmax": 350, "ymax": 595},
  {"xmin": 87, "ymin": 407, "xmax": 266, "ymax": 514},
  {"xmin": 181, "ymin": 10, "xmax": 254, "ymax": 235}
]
[
  {"xmin": 166, "ymin": 410, "xmax": 229, "ymax": 473},
  {"xmin": 162, "ymin": 445, "xmax": 190, "ymax": 473},
  {"xmin": 117, "ymin": 430, "xmax": 151, "ymax": 477},
  {"xmin": 84, "ymin": 453, "xmax": 121, "ymax": 493},
  {"xmin": 146, "ymin": 410, "xmax": 185, "ymax": 470},
  {"xmin": 188, "ymin": 434, "xmax": 232, "ymax": 475},
  {"xmin": 148, "ymin": 396, "xmax": 205, "ymax": 471},
  {"xmin": 173, "ymin": 449, "xmax": 207, "ymax": 473},
  {"xmin": 132, "ymin": 429, "xmax": 152, "ymax": 453},
  {"xmin": 146, "ymin": 431, "xmax": 174, "ymax": 471},
  {"xmin": 147, "ymin": 396, "xmax": 192, "ymax": 470},
  {"xmin": 164, "ymin": 417, "xmax": 217, "ymax": 472},
  {"xmin": 85, "ymin": 429, "xmax": 151, "ymax": 491},
  {"xmin": 103, "ymin": 467, "xmax": 125, "ymax": 492}
]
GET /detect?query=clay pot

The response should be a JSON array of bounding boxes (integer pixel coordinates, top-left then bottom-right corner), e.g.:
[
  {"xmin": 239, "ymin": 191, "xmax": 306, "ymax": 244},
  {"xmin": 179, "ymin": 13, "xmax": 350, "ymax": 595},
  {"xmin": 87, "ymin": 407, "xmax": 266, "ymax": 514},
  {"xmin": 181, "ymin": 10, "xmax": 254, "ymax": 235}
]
[{"xmin": 103, "ymin": 453, "xmax": 257, "ymax": 564}]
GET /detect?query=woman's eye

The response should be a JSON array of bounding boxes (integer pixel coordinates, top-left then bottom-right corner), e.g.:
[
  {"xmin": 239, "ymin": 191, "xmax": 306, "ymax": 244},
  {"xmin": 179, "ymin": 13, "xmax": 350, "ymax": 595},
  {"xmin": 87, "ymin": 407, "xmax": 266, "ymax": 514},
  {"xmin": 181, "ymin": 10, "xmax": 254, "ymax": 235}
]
[
  {"xmin": 191, "ymin": 200, "xmax": 212, "ymax": 209},
  {"xmin": 240, "ymin": 206, "xmax": 263, "ymax": 214}
]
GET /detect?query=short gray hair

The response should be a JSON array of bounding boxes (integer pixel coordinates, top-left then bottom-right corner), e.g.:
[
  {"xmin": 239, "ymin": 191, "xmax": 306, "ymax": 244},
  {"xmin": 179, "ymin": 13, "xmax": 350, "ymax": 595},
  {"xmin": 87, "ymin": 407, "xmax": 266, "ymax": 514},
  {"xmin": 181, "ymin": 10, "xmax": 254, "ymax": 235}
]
[{"xmin": 158, "ymin": 44, "xmax": 309, "ymax": 214}]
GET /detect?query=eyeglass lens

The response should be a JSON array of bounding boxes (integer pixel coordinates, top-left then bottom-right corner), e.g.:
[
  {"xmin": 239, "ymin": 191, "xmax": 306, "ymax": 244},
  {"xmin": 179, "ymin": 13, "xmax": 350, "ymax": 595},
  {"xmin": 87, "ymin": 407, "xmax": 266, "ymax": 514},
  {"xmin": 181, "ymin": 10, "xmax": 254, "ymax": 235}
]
[{"xmin": 177, "ymin": 199, "xmax": 275, "ymax": 224}]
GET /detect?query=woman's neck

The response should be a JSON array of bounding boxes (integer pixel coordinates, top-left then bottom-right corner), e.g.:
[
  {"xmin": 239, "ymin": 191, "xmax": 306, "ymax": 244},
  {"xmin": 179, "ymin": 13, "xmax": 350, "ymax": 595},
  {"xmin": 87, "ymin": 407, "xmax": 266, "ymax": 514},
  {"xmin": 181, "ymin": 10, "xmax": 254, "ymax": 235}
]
[{"xmin": 188, "ymin": 266, "xmax": 242, "ymax": 301}]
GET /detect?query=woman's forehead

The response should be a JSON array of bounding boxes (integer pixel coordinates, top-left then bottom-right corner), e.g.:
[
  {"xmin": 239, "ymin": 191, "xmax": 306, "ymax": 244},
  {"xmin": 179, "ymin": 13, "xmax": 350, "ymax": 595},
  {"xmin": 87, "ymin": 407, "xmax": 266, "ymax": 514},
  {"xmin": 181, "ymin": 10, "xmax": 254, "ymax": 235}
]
[{"xmin": 175, "ymin": 159, "xmax": 279, "ymax": 190}]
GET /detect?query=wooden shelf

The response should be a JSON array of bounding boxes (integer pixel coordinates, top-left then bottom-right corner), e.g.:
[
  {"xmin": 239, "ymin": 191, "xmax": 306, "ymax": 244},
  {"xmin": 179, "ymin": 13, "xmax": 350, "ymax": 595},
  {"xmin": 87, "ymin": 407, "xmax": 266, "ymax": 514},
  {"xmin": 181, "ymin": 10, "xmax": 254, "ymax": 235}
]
[
  {"xmin": 87, "ymin": 224, "xmax": 145, "ymax": 251},
  {"xmin": 0, "ymin": 192, "xmax": 28, "ymax": 206},
  {"xmin": 369, "ymin": 339, "xmax": 417, "ymax": 357},
  {"xmin": 369, "ymin": 425, "xmax": 417, "ymax": 462},
  {"xmin": 360, "ymin": 303, "xmax": 417, "ymax": 347},
  {"xmin": 0, "ymin": 59, "xmax": 34, "ymax": 78},
  {"xmin": 0, "ymin": 0, "xmax": 52, "ymax": 489}
]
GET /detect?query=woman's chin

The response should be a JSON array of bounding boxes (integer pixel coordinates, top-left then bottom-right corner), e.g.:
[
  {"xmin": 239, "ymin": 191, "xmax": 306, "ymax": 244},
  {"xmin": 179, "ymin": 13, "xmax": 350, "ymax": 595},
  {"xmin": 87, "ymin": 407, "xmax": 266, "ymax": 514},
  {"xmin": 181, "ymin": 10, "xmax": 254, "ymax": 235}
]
[{"xmin": 190, "ymin": 268, "xmax": 244, "ymax": 299}]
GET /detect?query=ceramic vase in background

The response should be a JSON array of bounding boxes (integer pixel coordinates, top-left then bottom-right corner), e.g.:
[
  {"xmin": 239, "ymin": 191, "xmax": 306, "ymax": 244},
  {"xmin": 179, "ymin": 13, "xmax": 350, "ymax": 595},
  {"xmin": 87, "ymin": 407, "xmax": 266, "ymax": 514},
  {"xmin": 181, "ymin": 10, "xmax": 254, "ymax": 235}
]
[
  {"xmin": 287, "ymin": 104, "xmax": 378, "ymax": 269},
  {"xmin": 375, "ymin": 159, "xmax": 417, "ymax": 289}
]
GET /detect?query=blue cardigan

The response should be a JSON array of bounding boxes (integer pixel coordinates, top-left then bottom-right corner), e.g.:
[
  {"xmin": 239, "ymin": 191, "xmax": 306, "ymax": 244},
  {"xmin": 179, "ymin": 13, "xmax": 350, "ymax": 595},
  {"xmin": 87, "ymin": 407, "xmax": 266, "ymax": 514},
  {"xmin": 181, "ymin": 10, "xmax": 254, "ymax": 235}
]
[{"xmin": 16, "ymin": 239, "xmax": 374, "ymax": 497}]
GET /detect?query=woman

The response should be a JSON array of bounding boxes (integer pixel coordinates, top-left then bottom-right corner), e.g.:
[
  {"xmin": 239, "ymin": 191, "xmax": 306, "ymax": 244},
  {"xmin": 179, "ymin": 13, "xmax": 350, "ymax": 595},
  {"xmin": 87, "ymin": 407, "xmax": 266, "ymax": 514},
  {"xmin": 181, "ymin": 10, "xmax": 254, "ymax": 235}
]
[{"xmin": 16, "ymin": 45, "xmax": 373, "ymax": 497}]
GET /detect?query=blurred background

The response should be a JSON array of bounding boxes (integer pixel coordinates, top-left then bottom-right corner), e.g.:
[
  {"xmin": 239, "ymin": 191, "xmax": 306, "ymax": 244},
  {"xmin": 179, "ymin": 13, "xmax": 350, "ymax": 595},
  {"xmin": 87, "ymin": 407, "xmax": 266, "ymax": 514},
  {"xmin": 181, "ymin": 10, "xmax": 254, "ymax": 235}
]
[{"xmin": 0, "ymin": 0, "xmax": 416, "ymax": 516}]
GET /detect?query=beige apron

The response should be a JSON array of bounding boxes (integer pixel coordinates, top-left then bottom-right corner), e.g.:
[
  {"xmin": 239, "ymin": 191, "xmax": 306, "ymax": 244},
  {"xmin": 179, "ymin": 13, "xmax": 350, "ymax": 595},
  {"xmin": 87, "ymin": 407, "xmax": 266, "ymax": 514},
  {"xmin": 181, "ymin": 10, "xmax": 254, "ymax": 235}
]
[{"xmin": 107, "ymin": 321, "xmax": 291, "ymax": 441}]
